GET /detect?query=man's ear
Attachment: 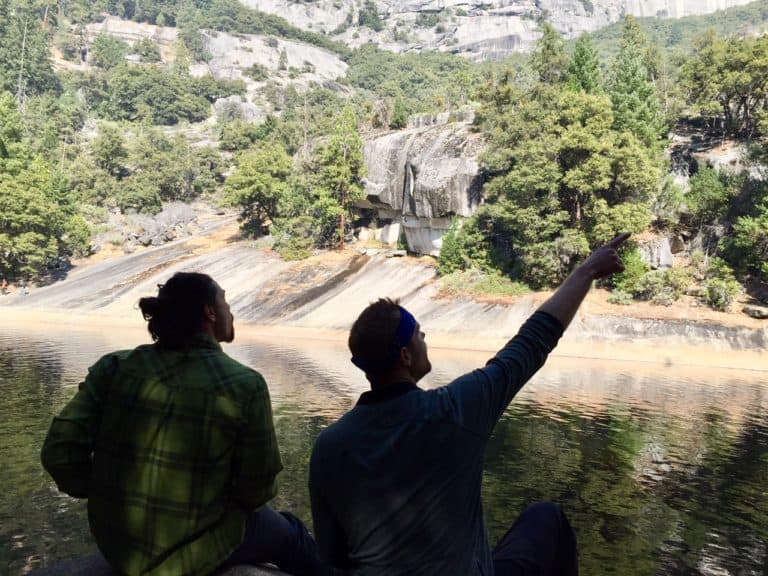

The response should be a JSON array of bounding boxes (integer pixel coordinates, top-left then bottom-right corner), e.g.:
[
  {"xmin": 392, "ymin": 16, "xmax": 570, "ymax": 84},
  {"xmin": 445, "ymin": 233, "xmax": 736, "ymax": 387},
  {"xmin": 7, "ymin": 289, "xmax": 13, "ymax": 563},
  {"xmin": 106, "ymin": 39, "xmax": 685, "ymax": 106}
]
[
  {"xmin": 203, "ymin": 303, "xmax": 216, "ymax": 322},
  {"xmin": 399, "ymin": 346, "xmax": 412, "ymax": 367}
]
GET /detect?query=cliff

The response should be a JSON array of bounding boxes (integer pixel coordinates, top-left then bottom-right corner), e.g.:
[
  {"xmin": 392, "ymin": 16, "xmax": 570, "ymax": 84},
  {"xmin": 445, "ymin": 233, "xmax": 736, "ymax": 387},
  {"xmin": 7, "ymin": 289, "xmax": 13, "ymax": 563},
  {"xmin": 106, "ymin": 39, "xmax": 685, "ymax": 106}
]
[
  {"xmin": 360, "ymin": 114, "xmax": 485, "ymax": 254},
  {"xmin": 237, "ymin": 0, "xmax": 756, "ymax": 60}
]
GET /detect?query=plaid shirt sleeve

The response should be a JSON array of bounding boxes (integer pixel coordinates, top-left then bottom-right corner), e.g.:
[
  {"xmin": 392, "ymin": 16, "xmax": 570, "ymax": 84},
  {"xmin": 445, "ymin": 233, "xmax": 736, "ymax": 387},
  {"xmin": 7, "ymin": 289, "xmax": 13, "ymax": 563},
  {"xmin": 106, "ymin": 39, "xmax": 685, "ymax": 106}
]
[
  {"xmin": 232, "ymin": 372, "xmax": 283, "ymax": 510},
  {"xmin": 40, "ymin": 354, "xmax": 115, "ymax": 498}
]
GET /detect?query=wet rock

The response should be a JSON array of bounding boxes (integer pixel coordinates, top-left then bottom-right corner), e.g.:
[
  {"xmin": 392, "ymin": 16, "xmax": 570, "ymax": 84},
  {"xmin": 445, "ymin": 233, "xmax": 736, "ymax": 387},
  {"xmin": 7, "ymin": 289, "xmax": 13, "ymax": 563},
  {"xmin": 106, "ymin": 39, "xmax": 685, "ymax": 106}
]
[
  {"xmin": 638, "ymin": 238, "xmax": 674, "ymax": 269},
  {"xmin": 362, "ymin": 119, "xmax": 485, "ymax": 255},
  {"xmin": 743, "ymin": 305, "xmax": 768, "ymax": 319},
  {"xmin": 669, "ymin": 235, "xmax": 686, "ymax": 254}
]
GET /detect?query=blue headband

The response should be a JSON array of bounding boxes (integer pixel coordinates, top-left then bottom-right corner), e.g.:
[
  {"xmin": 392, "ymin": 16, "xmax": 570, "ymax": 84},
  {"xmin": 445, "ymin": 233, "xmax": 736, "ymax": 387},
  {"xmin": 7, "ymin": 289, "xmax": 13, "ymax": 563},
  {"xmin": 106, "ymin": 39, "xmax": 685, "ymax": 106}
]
[{"xmin": 351, "ymin": 306, "xmax": 417, "ymax": 374}]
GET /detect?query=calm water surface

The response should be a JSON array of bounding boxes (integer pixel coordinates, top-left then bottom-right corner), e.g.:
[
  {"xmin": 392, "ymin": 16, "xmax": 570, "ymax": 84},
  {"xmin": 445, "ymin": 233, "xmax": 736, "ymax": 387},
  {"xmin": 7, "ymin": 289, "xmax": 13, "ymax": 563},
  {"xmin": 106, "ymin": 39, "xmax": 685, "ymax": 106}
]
[{"xmin": 1, "ymin": 325, "xmax": 767, "ymax": 575}]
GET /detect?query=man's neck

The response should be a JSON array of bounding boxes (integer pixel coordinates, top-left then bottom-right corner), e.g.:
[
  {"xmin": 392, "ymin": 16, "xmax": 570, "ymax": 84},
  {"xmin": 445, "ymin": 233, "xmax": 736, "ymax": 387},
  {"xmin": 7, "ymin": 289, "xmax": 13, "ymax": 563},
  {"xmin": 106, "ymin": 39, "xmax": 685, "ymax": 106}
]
[{"xmin": 369, "ymin": 371, "xmax": 417, "ymax": 391}]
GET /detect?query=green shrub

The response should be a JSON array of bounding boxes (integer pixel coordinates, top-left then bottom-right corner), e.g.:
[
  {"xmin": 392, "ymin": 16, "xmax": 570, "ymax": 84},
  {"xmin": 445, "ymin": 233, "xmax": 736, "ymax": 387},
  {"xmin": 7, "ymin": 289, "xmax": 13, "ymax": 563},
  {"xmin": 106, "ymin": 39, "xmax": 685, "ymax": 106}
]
[
  {"xmin": 437, "ymin": 218, "xmax": 491, "ymax": 276},
  {"xmin": 358, "ymin": 0, "xmax": 383, "ymax": 31},
  {"xmin": 134, "ymin": 38, "xmax": 162, "ymax": 63},
  {"xmin": 632, "ymin": 268, "xmax": 691, "ymax": 306},
  {"xmin": 272, "ymin": 215, "xmax": 315, "ymax": 260},
  {"xmin": 701, "ymin": 257, "xmax": 742, "ymax": 311},
  {"xmin": 704, "ymin": 278, "xmax": 740, "ymax": 311},
  {"xmin": 611, "ymin": 247, "xmax": 648, "ymax": 294},
  {"xmin": 607, "ymin": 289, "xmax": 633, "ymax": 305},
  {"xmin": 439, "ymin": 269, "xmax": 529, "ymax": 298},
  {"xmin": 90, "ymin": 34, "xmax": 129, "ymax": 69},
  {"xmin": 634, "ymin": 271, "xmax": 675, "ymax": 305},
  {"xmin": 245, "ymin": 63, "xmax": 270, "ymax": 81},
  {"xmin": 416, "ymin": 12, "xmax": 441, "ymax": 28}
]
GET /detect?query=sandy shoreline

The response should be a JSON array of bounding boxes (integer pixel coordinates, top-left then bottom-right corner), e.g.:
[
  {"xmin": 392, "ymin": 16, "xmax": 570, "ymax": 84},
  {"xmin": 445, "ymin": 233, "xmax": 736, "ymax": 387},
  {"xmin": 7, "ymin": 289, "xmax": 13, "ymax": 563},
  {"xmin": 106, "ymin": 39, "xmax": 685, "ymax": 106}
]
[{"xmin": 1, "ymin": 305, "xmax": 765, "ymax": 373}]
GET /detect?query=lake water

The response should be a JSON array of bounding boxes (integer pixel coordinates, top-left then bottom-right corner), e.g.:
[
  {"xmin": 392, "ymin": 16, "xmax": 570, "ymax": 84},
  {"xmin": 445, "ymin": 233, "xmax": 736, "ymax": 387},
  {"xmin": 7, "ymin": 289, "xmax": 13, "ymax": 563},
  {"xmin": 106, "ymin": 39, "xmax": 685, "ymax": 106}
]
[{"xmin": 1, "ymin": 323, "xmax": 767, "ymax": 575}]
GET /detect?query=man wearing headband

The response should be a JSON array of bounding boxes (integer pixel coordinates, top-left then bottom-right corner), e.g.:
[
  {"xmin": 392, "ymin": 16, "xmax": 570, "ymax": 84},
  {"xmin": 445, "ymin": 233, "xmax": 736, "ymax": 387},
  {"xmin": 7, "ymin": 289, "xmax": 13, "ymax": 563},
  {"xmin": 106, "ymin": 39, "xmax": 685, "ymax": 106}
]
[{"xmin": 309, "ymin": 233, "xmax": 631, "ymax": 575}]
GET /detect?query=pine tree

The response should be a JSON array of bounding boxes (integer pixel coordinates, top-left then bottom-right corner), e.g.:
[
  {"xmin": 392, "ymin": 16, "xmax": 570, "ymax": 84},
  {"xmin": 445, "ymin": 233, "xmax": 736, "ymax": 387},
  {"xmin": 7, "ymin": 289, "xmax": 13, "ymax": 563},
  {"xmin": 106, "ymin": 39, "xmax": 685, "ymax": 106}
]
[
  {"xmin": 224, "ymin": 140, "xmax": 292, "ymax": 236},
  {"xmin": 609, "ymin": 18, "xmax": 664, "ymax": 146},
  {"xmin": 314, "ymin": 106, "xmax": 365, "ymax": 249},
  {"xmin": 530, "ymin": 22, "xmax": 569, "ymax": 85},
  {"xmin": 0, "ymin": 92, "xmax": 87, "ymax": 279},
  {"xmin": 567, "ymin": 33, "xmax": 602, "ymax": 93}
]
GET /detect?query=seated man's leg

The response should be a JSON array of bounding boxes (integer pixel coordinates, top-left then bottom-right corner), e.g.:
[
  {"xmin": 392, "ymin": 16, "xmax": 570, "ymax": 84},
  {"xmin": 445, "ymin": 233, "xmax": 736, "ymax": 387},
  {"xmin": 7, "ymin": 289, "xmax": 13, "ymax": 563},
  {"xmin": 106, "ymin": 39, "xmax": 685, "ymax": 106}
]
[
  {"xmin": 218, "ymin": 506, "xmax": 332, "ymax": 576},
  {"xmin": 492, "ymin": 501, "xmax": 579, "ymax": 576}
]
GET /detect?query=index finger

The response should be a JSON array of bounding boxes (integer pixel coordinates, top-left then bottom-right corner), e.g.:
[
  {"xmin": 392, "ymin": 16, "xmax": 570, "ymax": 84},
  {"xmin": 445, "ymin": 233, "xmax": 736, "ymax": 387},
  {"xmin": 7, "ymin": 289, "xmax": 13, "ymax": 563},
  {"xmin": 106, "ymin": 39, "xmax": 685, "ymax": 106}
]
[{"xmin": 607, "ymin": 232, "xmax": 631, "ymax": 249}]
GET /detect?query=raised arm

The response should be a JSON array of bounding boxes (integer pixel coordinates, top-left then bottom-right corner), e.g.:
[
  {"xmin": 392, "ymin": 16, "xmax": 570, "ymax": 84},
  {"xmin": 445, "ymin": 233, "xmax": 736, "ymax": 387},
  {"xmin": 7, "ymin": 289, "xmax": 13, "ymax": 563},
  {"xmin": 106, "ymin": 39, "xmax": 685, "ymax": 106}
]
[
  {"xmin": 538, "ymin": 232, "xmax": 629, "ymax": 329},
  {"xmin": 445, "ymin": 234, "xmax": 629, "ymax": 435}
]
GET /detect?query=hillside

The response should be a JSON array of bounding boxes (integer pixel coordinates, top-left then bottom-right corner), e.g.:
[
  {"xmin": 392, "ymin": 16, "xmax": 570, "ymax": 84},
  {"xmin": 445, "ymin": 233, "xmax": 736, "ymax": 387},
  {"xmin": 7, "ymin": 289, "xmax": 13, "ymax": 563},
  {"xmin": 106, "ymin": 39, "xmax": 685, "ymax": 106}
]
[
  {"xmin": 1, "ymin": 0, "xmax": 767, "ymax": 334},
  {"xmin": 2, "ymin": 221, "xmax": 765, "ymax": 368}
]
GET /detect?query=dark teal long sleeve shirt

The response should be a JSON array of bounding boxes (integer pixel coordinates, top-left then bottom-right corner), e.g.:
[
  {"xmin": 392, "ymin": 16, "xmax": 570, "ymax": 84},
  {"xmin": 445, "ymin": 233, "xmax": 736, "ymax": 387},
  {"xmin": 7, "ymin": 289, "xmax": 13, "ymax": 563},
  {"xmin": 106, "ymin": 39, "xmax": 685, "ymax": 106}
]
[{"xmin": 309, "ymin": 311, "xmax": 564, "ymax": 576}]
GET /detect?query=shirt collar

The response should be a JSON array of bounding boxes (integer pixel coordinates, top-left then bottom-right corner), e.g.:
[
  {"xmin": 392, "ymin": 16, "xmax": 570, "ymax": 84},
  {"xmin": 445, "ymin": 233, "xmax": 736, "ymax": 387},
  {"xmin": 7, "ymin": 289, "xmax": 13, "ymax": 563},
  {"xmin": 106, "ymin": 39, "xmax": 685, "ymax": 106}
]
[
  {"xmin": 156, "ymin": 332, "xmax": 223, "ymax": 352},
  {"xmin": 357, "ymin": 381, "xmax": 419, "ymax": 406},
  {"xmin": 192, "ymin": 332, "xmax": 222, "ymax": 351}
]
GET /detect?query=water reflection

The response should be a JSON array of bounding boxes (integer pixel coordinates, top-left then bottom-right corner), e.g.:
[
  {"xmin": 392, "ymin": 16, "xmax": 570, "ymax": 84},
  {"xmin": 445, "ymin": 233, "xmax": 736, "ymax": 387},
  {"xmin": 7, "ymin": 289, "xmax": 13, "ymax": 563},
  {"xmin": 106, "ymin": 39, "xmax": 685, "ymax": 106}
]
[{"xmin": 0, "ymin": 326, "xmax": 766, "ymax": 575}]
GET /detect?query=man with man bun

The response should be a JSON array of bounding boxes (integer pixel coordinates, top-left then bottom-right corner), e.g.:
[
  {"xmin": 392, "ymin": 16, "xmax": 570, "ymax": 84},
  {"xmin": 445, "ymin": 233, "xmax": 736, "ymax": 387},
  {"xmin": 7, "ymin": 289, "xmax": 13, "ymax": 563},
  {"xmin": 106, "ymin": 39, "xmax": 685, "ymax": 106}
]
[
  {"xmin": 41, "ymin": 272, "xmax": 328, "ymax": 576},
  {"xmin": 310, "ymin": 234, "xmax": 630, "ymax": 576}
]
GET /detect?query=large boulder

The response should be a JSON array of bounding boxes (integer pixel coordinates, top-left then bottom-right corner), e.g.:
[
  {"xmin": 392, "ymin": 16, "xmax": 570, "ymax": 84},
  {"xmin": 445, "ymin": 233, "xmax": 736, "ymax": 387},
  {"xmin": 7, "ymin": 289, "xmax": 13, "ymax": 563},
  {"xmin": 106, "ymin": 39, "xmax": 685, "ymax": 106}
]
[
  {"xmin": 360, "ymin": 119, "xmax": 484, "ymax": 255},
  {"xmin": 638, "ymin": 237, "xmax": 674, "ymax": 269},
  {"xmin": 743, "ymin": 305, "xmax": 768, "ymax": 320}
]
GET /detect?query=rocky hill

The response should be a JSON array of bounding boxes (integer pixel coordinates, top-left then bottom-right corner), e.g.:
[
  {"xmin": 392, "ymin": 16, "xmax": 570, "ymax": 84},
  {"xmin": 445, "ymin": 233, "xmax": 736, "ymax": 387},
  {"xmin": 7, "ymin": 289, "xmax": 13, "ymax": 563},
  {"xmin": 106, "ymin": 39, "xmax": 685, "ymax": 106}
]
[
  {"xmin": 236, "ymin": 0, "xmax": 755, "ymax": 59},
  {"xmin": 3, "ymin": 224, "xmax": 765, "ymax": 361}
]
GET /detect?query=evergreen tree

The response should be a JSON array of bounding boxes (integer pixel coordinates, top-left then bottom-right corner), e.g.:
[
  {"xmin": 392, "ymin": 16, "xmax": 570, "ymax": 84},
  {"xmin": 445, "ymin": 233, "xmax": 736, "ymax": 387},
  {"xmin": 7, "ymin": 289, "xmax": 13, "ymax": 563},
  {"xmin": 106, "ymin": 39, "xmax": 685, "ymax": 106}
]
[
  {"xmin": 0, "ymin": 0, "xmax": 59, "ymax": 98},
  {"xmin": 0, "ymin": 92, "xmax": 88, "ymax": 280},
  {"xmin": 609, "ymin": 18, "xmax": 664, "ymax": 146},
  {"xmin": 530, "ymin": 22, "xmax": 569, "ymax": 85},
  {"xmin": 313, "ymin": 106, "xmax": 365, "ymax": 249},
  {"xmin": 224, "ymin": 140, "xmax": 293, "ymax": 236},
  {"xmin": 567, "ymin": 33, "xmax": 602, "ymax": 93},
  {"xmin": 91, "ymin": 124, "xmax": 127, "ymax": 177}
]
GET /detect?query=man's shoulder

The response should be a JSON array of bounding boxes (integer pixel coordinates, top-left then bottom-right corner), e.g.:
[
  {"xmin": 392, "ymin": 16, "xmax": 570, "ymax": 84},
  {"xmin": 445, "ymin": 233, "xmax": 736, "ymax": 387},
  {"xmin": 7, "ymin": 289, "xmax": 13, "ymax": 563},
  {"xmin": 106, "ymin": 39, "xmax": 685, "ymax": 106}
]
[
  {"xmin": 206, "ymin": 350, "xmax": 268, "ymax": 391},
  {"xmin": 313, "ymin": 409, "xmax": 358, "ymax": 450},
  {"xmin": 88, "ymin": 347, "xmax": 146, "ymax": 373}
]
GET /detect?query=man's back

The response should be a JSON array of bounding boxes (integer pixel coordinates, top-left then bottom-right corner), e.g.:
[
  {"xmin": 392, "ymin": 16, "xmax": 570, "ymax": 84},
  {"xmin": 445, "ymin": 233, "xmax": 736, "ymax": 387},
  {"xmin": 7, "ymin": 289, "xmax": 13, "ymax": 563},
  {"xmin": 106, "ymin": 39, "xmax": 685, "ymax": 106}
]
[
  {"xmin": 311, "ymin": 383, "xmax": 491, "ymax": 576},
  {"xmin": 42, "ymin": 334, "xmax": 282, "ymax": 575},
  {"xmin": 310, "ymin": 311, "xmax": 566, "ymax": 576}
]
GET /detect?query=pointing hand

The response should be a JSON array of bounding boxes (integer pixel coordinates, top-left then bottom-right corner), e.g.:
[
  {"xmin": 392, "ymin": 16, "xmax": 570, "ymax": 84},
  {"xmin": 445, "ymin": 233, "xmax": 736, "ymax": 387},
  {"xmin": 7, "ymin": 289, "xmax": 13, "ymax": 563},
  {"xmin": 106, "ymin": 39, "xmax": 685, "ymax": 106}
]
[{"xmin": 580, "ymin": 233, "xmax": 631, "ymax": 280}]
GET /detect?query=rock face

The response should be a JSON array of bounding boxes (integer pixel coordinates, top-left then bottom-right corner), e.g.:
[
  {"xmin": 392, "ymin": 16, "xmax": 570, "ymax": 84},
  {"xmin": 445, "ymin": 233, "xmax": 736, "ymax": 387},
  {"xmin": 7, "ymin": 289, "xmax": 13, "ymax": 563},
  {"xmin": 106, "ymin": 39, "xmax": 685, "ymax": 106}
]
[
  {"xmin": 238, "ymin": 0, "xmax": 755, "ymax": 60},
  {"xmin": 743, "ymin": 305, "xmax": 768, "ymax": 320},
  {"xmin": 360, "ymin": 117, "xmax": 485, "ymax": 255},
  {"xmin": 638, "ymin": 237, "xmax": 674, "ymax": 269}
]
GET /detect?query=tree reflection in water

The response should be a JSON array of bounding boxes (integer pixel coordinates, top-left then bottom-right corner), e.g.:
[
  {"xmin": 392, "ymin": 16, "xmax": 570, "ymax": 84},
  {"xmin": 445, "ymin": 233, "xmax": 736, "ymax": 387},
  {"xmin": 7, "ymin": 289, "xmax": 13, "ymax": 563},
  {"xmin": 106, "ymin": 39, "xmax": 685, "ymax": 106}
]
[{"xmin": 1, "ymin": 330, "xmax": 766, "ymax": 575}]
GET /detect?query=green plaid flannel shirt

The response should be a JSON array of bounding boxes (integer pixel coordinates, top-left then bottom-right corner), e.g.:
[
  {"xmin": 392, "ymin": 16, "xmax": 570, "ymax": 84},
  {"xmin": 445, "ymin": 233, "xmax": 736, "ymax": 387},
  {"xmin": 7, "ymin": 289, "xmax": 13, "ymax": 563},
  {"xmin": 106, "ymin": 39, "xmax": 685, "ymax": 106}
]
[{"xmin": 41, "ymin": 333, "xmax": 283, "ymax": 575}]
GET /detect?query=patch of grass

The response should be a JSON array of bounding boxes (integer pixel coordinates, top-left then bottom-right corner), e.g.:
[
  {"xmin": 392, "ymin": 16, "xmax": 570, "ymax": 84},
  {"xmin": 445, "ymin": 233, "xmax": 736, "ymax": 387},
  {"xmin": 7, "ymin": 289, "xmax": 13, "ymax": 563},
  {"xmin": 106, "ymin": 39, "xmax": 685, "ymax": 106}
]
[{"xmin": 439, "ymin": 269, "xmax": 529, "ymax": 299}]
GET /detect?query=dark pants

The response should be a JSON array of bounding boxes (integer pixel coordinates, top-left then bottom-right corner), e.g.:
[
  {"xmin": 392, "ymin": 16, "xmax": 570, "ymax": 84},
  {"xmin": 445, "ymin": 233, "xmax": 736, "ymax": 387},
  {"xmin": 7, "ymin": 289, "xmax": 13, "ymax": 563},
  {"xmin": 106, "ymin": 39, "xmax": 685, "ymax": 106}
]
[
  {"xmin": 492, "ymin": 502, "xmax": 579, "ymax": 576},
  {"xmin": 217, "ymin": 506, "xmax": 337, "ymax": 576}
]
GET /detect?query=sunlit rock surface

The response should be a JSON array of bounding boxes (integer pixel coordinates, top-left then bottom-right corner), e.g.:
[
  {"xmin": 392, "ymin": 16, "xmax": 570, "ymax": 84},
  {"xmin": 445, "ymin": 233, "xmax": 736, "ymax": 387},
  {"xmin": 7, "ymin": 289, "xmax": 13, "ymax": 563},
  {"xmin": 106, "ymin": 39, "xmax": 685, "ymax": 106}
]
[
  {"xmin": 361, "ymin": 116, "xmax": 484, "ymax": 255},
  {"xmin": 237, "ymin": 0, "xmax": 755, "ymax": 60},
  {"xmin": 4, "ymin": 233, "xmax": 765, "ymax": 350}
]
